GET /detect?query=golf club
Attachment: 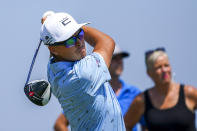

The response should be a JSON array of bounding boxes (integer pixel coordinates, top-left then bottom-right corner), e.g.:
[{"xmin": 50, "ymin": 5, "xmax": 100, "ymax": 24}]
[{"xmin": 24, "ymin": 39, "xmax": 51, "ymax": 106}]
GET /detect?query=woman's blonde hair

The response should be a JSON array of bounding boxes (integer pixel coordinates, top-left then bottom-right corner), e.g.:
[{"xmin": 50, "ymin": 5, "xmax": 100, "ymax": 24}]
[{"xmin": 145, "ymin": 50, "xmax": 168, "ymax": 71}]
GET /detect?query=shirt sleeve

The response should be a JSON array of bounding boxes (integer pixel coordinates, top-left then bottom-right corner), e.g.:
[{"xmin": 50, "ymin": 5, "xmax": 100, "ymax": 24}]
[{"xmin": 74, "ymin": 52, "xmax": 111, "ymax": 85}]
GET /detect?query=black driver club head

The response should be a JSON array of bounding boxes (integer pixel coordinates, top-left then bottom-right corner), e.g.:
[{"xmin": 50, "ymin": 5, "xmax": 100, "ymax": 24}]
[{"xmin": 24, "ymin": 80, "xmax": 51, "ymax": 106}]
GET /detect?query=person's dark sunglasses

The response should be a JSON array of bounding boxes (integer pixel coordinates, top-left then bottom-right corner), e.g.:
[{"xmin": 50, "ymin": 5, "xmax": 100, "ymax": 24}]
[
  {"xmin": 53, "ymin": 29, "xmax": 84, "ymax": 48},
  {"xmin": 145, "ymin": 47, "xmax": 166, "ymax": 60}
]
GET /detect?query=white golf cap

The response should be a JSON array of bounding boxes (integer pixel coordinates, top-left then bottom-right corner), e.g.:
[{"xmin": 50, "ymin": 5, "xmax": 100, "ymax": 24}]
[
  {"xmin": 113, "ymin": 44, "xmax": 129, "ymax": 58},
  {"xmin": 40, "ymin": 12, "xmax": 90, "ymax": 45}
]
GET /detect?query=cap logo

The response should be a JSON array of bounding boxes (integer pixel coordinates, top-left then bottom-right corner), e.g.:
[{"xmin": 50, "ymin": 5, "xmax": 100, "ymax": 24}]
[
  {"xmin": 60, "ymin": 17, "xmax": 71, "ymax": 26},
  {"xmin": 44, "ymin": 35, "xmax": 53, "ymax": 45}
]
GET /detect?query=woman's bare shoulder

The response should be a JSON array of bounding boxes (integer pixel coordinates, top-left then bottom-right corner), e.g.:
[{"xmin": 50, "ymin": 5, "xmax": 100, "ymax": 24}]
[
  {"xmin": 133, "ymin": 91, "xmax": 147, "ymax": 106},
  {"xmin": 184, "ymin": 84, "xmax": 197, "ymax": 98}
]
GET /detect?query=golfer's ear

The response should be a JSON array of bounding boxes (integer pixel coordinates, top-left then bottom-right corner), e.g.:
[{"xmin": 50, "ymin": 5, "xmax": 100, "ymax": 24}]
[{"xmin": 48, "ymin": 46, "xmax": 58, "ymax": 55}]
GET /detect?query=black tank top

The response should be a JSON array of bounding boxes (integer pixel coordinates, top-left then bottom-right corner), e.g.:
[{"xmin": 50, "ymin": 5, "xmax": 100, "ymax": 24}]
[{"xmin": 144, "ymin": 84, "xmax": 195, "ymax": 131}]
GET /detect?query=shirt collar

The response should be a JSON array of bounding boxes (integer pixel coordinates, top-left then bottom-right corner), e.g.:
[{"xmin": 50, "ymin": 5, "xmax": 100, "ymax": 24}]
[{"xmin": 49, "ymin": 57, "xmax": 75, "ymax": 74}]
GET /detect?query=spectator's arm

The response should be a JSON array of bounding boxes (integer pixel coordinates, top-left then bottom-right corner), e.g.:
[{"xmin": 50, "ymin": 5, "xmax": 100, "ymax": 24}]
[
  {"xmin": 124, "ymin": 93, "xmax": 145, "ymax": 131},
  {"xmin": 54, "ymin": 113, "xmax": 69, "ymax": 131},
  {"xmin": 185, "ymin": 85, "xmax": 197, "ymax": 110}
]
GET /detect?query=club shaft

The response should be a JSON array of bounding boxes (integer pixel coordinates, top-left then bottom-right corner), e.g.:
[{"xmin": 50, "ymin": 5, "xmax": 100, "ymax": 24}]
[{"xmin": 25, "ymin": 40, "xmax": 42, "ymax": 86}]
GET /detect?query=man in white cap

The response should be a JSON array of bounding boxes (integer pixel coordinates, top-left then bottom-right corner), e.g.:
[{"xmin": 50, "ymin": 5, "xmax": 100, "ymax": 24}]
[
  {"xmin": 53, "ymin": 45, "xmax": 146, "ymax": 131},
  {"xmin": 109, "ymin": 45, "xmax": 146, "ymax": 131},
  {"xmin": 40, "ymin": 12, "xmax": 125, "ymax": 130}
]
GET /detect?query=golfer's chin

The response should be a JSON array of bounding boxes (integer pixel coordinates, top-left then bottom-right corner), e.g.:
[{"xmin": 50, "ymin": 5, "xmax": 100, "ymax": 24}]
[
  {"xmin": 77, "ymin": 47, "xmax": 86, "ymax": 58},
  {"xmin": 74, "ymin": 53, "xmax": 86, "ymax": 61},
  {"xmin": 81, "ymin": 49, "xmax": 86, "ymax": 57}
]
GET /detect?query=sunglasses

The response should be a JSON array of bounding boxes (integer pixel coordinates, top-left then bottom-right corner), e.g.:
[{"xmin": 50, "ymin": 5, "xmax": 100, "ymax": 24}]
[
  {"xmin": 53, "ymin": 29, "xmax": 84, "ymax": 48},
  {"xmin": 145, "ymin": 47, "xmax": 166, "ymax": 60}
]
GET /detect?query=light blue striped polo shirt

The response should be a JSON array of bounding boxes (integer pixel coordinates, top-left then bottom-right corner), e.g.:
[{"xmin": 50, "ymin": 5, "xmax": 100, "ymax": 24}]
[{"xmin": 47, "ymin": 52, "xmax": 126, "ymax": 131}]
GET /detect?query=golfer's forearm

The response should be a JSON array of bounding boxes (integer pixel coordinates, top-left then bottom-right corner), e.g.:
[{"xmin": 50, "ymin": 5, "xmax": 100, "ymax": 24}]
[
  {"xmin": 82, "ymin": 26, "xmax": 115, "ymax": 67},
  {"xmin": 83, "ymin": 26, "xmax": 114, "ymax": 47}
]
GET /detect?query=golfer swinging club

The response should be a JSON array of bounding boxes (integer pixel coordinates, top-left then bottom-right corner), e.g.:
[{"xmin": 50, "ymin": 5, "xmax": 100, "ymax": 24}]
[{"xmin": 40, "ymin": 12, "xmax": 126, "ymax": 130}]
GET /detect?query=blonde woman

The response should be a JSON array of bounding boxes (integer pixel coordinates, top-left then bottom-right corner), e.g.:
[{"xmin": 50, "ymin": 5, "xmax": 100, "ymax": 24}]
[{"xmin": 124, "ymin": 47, "xmax": 197, "ymax": 131}]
